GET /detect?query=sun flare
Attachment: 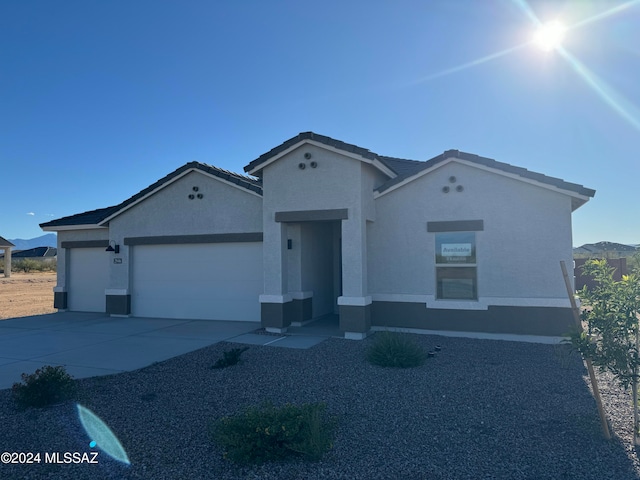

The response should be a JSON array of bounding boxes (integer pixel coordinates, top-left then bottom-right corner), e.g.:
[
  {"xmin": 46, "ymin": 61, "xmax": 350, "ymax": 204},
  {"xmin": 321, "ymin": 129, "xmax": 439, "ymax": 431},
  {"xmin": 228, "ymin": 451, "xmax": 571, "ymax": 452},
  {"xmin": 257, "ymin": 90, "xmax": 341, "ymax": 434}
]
[{"xmin": 533, "ymin": 20, "xmax": 566, "ymax": 51}]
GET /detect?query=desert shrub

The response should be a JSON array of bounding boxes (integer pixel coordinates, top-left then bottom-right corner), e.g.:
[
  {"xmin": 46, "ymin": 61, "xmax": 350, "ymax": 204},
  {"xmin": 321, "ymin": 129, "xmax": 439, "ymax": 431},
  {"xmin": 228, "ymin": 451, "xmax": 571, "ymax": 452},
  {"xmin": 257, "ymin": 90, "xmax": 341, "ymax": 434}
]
[
  {"xmin": 211, "ymin": 402, "xmax": 335, "ymax": 464},
  {"xmin": 12, "ymin": 365, "xmax": 77, "ymax": 408},
  {"xmin": 366, "ymin": 331, "xmax": 427, "ymax": 368},
  {"xmin": 212, "ymin": 346, "xmax": 249, "ymax": 369},
  {"xmin": 12, "ymin": 259, "xmax": 40, "ymax": 273}
]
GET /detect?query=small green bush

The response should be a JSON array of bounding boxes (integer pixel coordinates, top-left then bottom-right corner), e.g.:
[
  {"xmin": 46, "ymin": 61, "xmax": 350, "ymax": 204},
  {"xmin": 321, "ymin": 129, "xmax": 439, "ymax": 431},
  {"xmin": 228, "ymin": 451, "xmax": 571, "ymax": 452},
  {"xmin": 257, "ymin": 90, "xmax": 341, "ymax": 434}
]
[
  {"xmin": 12, "ymin": 365, "xmax": 76, "ymax": 408},
  {"xmin": 211, "ymin": 402, "xmax": 335, "ymax": 464},
  {"xmin": 212, "ymin": 346, "xmax": 249, "ymax": 369},
  {"xmin": 366, "ymin": 331, "xmax": 427, "ymax": 368},
  {"xmin": 12, "ymin": 259, "xmax": 40, "ymax": 273}
]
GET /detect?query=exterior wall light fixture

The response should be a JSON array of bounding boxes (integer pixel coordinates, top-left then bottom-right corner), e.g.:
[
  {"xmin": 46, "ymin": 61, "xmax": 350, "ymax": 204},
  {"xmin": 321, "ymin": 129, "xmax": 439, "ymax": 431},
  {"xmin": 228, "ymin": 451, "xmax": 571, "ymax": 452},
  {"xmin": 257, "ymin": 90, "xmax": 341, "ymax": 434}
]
[{"xmin": 105, "ymin": 241, "xmax": 120, "ymax": 254}]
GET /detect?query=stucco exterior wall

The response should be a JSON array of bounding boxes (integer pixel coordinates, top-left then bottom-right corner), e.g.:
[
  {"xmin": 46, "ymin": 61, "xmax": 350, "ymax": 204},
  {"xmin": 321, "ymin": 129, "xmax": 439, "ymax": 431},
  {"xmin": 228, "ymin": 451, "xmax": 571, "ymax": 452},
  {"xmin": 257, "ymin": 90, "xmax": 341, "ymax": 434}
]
[
  {"xmin": 110, "ymin": 171, "xmax": 262, "ymax": 238},
  {"xmin": 261, "ymin": 144, "xmax": 367, "ymax": 298},
  {"xmin": 368, "ymin": 160, "xmax": 574, "ymax": 306},
  {"xmin": 106, "ymin": 170, "xmax": 262, "ymax": 292}
]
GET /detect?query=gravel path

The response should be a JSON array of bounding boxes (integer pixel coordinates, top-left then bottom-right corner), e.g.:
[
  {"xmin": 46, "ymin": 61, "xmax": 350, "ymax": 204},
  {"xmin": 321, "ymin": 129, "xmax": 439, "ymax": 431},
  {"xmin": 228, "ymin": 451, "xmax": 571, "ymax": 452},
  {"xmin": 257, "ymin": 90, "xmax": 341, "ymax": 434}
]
[{"xmin": 1, "ymin": 333, "xmax": 639, "ymax": 479}]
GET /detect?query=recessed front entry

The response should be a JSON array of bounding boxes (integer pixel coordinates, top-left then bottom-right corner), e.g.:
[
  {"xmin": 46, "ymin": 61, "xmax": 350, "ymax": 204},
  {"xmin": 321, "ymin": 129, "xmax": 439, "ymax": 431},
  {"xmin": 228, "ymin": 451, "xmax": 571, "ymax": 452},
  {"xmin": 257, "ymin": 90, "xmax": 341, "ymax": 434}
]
[{"xmin": 298, "ymin": 221, "xmax": 341, "ymax": 319}]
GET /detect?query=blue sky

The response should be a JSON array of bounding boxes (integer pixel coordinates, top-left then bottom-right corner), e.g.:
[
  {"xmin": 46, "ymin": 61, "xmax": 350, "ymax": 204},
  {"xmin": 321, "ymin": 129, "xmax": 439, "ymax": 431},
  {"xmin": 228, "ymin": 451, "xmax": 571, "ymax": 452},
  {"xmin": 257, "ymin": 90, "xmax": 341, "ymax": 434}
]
[{"xmin": 1, "ymin": 0, "xmax": 638, "ymax": 246}]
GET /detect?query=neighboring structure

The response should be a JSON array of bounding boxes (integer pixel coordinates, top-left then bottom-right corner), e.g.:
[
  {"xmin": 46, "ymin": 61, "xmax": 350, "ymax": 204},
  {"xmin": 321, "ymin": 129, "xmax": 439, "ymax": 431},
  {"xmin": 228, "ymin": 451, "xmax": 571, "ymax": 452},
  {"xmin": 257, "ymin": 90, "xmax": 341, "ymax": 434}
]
[
  {"xmin": 574, "ymin": 241, "xmax": 638, "ymax": 258},
  {"xmin": 0, "ymin": 236, "xmax": 15, "ymax": 278},
  {"xmin": 41, "ymin": 132, "xmax": 595, "ymax": 339},
  {"xmin": 1, "ymin": 247, "xmax": 57, "ymax": 261}
]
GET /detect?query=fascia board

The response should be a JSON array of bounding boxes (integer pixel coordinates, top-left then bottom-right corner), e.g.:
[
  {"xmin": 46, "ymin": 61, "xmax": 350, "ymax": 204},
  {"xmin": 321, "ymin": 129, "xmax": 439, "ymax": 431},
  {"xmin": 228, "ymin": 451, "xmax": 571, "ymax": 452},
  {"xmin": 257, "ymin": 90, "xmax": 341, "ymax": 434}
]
[
  {"xmin": 374, "ymin": 157, "xmax": 592, "ymax": 205},
  {"xmin": 41, "ymin": 225, "xmax": 108, "ymax": 232},
  {"xmin": 247, "ymin": 139, "xmax": 396, "ymax": 178}
]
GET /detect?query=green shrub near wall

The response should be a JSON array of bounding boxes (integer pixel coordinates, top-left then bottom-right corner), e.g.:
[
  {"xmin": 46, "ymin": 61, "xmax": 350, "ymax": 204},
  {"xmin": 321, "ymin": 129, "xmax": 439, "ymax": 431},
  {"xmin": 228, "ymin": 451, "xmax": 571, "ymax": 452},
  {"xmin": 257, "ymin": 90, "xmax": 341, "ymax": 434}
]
[
  {"xmin": 211, "ymin": 402, "xmax": 335, "ymax": 464},
  {"xmin": 366, "ymin": 331, "xmax": 427, "ymax": 368}
]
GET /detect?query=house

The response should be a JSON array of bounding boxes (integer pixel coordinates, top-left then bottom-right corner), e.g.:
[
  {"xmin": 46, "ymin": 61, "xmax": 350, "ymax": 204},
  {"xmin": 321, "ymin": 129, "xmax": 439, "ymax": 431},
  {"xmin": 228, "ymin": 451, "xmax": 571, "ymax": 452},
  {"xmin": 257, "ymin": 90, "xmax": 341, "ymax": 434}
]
[
  {"xmin": 41, "ymin": 132, "xmax": 595, "ymax": 339},
  {"xmin": 0, "ymin": 236, "xmax": 15, "ymax": 277},
  {"xmin": 2, "ymin": 246, "xmax": 57, "ymax": 261},
  {"xmin": 574, "ymin": 241, "xmax": 638, "ymax": 258}
]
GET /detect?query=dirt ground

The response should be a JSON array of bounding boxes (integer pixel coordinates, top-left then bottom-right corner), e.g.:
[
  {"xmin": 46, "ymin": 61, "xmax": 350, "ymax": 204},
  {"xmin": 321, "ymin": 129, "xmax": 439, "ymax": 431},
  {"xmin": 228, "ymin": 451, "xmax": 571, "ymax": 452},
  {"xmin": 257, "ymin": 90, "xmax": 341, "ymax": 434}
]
[{"xmin": 0, "ymin": 272, "xmax": 57, "ymax": 320}]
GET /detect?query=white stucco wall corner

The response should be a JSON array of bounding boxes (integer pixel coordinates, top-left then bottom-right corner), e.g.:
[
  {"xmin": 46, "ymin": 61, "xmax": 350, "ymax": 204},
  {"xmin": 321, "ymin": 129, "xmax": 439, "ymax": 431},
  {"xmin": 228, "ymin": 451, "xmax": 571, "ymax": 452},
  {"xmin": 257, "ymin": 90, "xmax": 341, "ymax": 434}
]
[
  {"xmin": 337, "ymin": 296, "xmax": 372, "ymax": 306},
  {"xmin": 260, "ymin": 294, "xmax": 293, "ymax": 303},
  {"xmin": 105, "ymin": 289, "xmax": 129, "ymax": 296},
  {"xmin": 344, "ymin": 331, "xmax": 369, "ymax": 340}
]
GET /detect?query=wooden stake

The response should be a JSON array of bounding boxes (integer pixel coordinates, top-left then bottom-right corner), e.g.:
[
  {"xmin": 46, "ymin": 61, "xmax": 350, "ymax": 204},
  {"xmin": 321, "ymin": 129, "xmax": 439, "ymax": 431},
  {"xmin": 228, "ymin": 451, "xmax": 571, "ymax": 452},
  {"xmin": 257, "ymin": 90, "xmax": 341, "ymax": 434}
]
[{"xmin": 560, "ymin": 260, "xmax": 611, "ymax": 440}]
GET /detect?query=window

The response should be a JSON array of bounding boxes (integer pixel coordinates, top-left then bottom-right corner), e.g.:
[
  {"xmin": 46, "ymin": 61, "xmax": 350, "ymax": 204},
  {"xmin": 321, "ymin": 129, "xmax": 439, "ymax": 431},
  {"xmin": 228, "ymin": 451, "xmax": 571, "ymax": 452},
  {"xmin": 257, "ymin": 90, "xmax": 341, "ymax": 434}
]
[{"xmin": 435, "ymin": 232, "xmax": 477, "ymax": 300}]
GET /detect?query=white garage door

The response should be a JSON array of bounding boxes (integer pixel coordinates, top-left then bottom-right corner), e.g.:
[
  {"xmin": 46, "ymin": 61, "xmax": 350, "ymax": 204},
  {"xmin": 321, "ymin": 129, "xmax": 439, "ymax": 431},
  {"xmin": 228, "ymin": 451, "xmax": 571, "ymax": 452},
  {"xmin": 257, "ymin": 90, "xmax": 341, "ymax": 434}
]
[
  {"xmin": 68, "ymin": 247, "xmax": 109, "ymax": 312},
  {"xmin": 131, "ymin": 243, "xmax": 263, "ymax": 321}
]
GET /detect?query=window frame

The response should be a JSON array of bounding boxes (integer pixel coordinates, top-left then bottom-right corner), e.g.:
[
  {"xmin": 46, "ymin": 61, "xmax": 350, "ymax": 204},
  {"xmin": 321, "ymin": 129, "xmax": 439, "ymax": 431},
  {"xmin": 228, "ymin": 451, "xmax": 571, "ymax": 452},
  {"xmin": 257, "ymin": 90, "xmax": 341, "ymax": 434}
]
[{"xmin": 434, "ymin": 231, "xmax": 478, "ymax": 301}]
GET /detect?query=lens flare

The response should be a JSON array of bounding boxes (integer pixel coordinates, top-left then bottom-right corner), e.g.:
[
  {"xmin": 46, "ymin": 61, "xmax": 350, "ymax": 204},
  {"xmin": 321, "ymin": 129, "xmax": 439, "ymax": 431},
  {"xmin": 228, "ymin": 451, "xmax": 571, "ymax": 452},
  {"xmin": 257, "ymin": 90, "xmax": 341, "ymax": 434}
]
[
  {"xmin": 533, "ymin": 20, "xmax": 566, "ymax": 51},
  {"xmin": 77, "ymin": 404, "xmax": 131, "ymax": 465}
]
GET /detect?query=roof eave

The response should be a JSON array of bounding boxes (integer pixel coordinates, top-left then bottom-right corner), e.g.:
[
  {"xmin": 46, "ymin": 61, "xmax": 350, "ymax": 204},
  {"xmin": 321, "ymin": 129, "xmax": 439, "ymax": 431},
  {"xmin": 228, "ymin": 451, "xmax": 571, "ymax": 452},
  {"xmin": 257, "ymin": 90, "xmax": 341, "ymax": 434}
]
[
  {"xmin": 374, "ymin": 157, "xmax": 595, "ymax": 205},
  {"xmin": 245, "ymin": 138, "xmax": 397, "ymax": 178},
  {"xmin": 98, "ymin": 164, "xmax": 262, "ymax": 226},
  {"xmin": 41, "ymin": 224, "xmax": 107, "ymax": 232}
]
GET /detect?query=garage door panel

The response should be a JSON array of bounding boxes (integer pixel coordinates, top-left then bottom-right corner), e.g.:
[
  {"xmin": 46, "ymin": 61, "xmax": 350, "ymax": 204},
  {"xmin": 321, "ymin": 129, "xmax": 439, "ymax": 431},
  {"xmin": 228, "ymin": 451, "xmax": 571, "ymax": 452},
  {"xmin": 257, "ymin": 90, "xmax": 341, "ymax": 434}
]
[
  {"xmin": 68, "ymin": 248, "xmax": 109, "ymax": 313},
  {"xmin": 132, "ymin": 243, "xmax": 262, "ymax": 321}
]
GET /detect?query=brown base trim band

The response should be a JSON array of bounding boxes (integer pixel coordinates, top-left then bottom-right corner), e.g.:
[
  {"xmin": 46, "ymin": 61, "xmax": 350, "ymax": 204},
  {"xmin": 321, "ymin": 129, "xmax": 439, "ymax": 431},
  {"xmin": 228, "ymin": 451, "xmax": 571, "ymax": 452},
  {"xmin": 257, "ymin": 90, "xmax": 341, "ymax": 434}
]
[
  {"xmin": 275, "ymin": 208, "xmax": 348, "ymax": 223},
  {"xmin": 371, "ymin": 301, "xmax": 574, "ymax": 336},
  {"xmin": 61, "ymin": 240, "xmax": 109, "ymax": 249},
  {"xmin": 125, "ymin": 232, "xmax": 263, "ymax": 246},
  {"xmin": 54, "ymin": 291, "xmax": 68, "ymax": 309},
  {"xmin": 261, "ymin": 301, "xmax": 294, "ymax": 329},
  {"xmin": 339, "ymin": 304, "xmax": 371, "ymax": 333},
  {"xmin": 106, "ymin": 295, "xmax": 131, "ymax": 316}
]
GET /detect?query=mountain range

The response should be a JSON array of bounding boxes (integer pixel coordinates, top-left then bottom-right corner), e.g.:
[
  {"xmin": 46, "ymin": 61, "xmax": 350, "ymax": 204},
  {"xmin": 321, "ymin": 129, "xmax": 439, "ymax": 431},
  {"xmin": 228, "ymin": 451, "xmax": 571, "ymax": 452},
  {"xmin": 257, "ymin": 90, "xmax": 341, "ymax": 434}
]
[
  {"xmin": 574, "ymin": 241, "xmax": 639, "ymax": 257},
  {"xmin": 8, "ymin": 234, "xmax": 57, "ymax": 251}
]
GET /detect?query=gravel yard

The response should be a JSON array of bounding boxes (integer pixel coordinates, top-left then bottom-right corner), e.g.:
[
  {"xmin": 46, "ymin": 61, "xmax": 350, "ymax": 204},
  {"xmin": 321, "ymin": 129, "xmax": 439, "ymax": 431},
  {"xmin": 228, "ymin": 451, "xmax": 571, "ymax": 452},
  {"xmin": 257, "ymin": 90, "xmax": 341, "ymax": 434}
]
[{"xmin": 1, "ymin": 334, "xmax": 639, "ymax": 480}]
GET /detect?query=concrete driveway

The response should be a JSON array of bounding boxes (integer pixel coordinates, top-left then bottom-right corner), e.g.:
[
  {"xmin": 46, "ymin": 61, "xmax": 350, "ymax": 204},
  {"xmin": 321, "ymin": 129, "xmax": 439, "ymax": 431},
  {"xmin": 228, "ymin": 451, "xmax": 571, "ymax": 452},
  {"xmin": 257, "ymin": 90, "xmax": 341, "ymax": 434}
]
[
  {"xmin": 0, "ymin": 312, "xmax": 261, "ymax": 390},
  {"xmin": 0, "ymin": 312, "xmax": 335, "ymax": 390}
]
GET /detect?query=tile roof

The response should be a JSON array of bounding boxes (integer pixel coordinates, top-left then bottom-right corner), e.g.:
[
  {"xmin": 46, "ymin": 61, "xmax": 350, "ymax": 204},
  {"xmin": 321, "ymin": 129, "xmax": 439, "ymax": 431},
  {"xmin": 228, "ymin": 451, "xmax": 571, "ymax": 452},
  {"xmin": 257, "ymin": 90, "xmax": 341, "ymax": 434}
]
[
  {"xmin": 375, "ymin": 149, "xmax": 596, "ymax": 198},
  {"xmin": 11, "ymin": 247, "xmax": 57, "ymax": 258},
  {"xmin": 41, "ymin": 162, "xmax": 262, "ymax": 228},
  {"xmin": 40, "ymin": 133, "xmax": 596, "ymax": 229},
  {"xmin": 244, "ymin": 132, "xmax": 595, "ymax": 199},
  {"xmin": 40, "ymin": 206, "xmax": 119, "ymax": 229},
  {"xmin": 377, "ymin": 156, "xmax": 424, "ymax": 177},
  {"xmin": 0, "ymin": 236, "xmax": 15, "ymax": 247},
  {"xmin": 244, "ymin": 131, "xmax": 406, "ymax": 175}
]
